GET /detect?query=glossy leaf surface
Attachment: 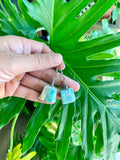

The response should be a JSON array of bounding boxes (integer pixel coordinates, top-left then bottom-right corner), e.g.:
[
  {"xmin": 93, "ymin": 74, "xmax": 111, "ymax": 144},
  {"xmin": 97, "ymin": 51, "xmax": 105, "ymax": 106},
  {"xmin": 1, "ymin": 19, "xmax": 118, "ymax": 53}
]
[
  {"xmin": 55, "ymin": 103, "xmax": 75, "ymax": 160},
  {"xmin": 22, "ymin": 103, "xmax": 50, "ymax": 153},
  {"xmin": 0, "ymin": 97, "xmax": 26, "ymax": 129}
]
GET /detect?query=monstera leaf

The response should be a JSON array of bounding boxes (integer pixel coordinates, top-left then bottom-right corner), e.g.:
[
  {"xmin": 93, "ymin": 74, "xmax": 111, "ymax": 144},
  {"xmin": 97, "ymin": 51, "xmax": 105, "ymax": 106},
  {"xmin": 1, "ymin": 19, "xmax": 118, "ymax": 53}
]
[{"xmin": 1, "ymin": 0, "xmax": 120, "ymax": 159}]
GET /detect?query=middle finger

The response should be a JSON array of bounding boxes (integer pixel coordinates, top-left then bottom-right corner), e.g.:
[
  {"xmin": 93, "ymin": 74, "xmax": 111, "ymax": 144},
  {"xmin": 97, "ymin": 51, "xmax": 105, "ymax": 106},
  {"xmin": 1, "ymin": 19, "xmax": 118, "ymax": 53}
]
[
  {"xmin": 20, "ymin": 73, "xmax": 61, "ymax": 98},
  {"xmin": 29, "ymin": 69, "xmax": 79, "ymax": 91}
]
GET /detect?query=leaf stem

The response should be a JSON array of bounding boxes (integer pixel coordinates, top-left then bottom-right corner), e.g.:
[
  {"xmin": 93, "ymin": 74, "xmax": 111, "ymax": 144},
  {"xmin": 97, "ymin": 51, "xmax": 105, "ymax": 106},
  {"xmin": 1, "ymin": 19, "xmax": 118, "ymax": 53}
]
[{"xmin": 9, "ymin": 114, "xmax": 19, "ymax": 153}]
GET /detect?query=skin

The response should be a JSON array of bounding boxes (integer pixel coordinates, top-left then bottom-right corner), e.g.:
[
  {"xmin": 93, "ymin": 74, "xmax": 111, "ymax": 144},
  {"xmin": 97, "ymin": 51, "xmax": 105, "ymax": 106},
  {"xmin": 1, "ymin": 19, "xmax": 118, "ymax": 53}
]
[
  {"xmin": 100, "ymin": 5, "xmax": 115, "ymax": 21},
  {"xmin": 0, "ymin": 35, "xmax": 80, "ymax": 103}
]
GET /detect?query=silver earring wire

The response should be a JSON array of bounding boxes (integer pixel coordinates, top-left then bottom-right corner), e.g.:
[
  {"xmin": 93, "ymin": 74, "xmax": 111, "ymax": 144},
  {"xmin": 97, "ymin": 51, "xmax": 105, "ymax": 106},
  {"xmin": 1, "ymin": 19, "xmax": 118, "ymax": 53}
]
[
  {"xmin": 51, "ymin": 67, "xmax": 58, "ymax": 87},
  {"xmin": 60, "ymin": 70, "xmax": 68, "ymax": 90}
]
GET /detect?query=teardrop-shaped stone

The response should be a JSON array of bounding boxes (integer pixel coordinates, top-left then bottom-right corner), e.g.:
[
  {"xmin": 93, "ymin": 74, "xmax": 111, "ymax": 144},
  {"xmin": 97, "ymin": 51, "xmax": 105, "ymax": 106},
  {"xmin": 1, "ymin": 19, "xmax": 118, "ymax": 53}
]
[
  {"xmin": 61, "ymin": 88, "xmax": 75, "ymax": 104},
  {"xmin": 39, "ymin": 85, "xmax": 57, "ymax": 103}
]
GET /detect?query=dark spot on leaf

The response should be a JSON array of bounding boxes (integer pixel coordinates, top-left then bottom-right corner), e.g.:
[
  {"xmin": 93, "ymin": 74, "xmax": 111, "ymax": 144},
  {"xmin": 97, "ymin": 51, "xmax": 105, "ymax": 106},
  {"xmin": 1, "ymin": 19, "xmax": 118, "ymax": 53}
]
[
  {"xmin": 66, "ymin": 0, "xmax": 71, "ymax": 2},
  {"xmin": 112, "ymin": 93, "xmax": 120, "ymax": 101}
]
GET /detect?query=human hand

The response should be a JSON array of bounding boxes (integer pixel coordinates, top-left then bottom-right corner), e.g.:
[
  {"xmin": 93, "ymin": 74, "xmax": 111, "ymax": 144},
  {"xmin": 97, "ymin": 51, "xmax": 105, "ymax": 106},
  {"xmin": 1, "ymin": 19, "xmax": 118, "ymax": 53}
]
[
  {"xmin": 100, "ymin": 5, "xmax": 115, "ymax": 21},
  {"xmin": 0, "ymin": 35, "xmax": 80, "ymax": 103}
]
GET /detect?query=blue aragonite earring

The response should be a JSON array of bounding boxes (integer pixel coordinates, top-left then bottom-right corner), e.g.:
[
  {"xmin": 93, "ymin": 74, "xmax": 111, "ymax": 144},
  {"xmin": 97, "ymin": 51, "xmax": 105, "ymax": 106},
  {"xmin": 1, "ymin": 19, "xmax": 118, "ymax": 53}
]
[
  {"xmin": 39, "ymin": 68, "xmax": 58, "ymax": 103},
  {"xmin": 60, "ymin": 70, "xmax": 76, "ymax": 104}
]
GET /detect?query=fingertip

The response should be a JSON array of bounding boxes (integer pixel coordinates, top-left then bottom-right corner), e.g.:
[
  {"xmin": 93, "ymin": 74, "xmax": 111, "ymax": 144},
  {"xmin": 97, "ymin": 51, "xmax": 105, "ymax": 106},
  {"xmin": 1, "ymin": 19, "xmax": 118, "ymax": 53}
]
[
  {"xmin": 51, "ymin": 53, "xmax": 63, "ymax": 65},
  {"xmin": 57, "ymin": 54, "xmax": 63, "ymax": 62},
  {"xmin": 57, "ymin": 62, "xmax": 65, "ymax": 70},
  {"xmin": 66, "ymin": 79, "xmax": 80, "ymax": 92},
  {"xmin": 73, "ymin": 82, "xmax": 80, "ymax": 92}
]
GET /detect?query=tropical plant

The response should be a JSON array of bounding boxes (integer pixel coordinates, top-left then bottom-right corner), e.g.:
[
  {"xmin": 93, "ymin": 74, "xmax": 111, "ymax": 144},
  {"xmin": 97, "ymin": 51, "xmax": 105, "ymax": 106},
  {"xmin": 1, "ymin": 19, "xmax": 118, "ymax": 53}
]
[{"xmin": 0, "ymin": 0, "xmax": 120, "ymax": 159}]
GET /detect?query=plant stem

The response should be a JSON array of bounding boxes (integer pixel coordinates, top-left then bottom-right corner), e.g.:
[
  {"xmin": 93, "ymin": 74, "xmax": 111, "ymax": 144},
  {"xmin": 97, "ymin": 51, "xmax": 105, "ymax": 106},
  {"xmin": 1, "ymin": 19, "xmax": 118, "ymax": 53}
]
[{"xmin": 9, "ymin": 114, "xmax": 19, "ymax": 153}]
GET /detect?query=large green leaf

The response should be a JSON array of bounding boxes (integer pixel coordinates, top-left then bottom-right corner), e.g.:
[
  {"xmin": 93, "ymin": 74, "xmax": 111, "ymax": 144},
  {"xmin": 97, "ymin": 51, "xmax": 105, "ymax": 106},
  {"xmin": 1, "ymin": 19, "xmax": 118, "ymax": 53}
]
[
  {"xmin": 0, "ymin": 97, "xmax": 26, "ymax": 129},
  {"xmin": 55, "ymin": 103, "xmax": 75, "ymax": 160},
  {"xmin": 1, "ymin": 0, "xmax": 120, "ymax": 159},
  {"xmin": 22, "ymin": 103, "xmax": 50, "ymax": 153},
  {"xmin": 66, "ymin": 145, "xmax": 84, "ymax": 160},
  {"xmin": 22, "ymin": 0, "xmax": 120, "ymax": 158},
  {"xmin": 0, "ymin": 0, "xmax": 40, "ymax": 39}
]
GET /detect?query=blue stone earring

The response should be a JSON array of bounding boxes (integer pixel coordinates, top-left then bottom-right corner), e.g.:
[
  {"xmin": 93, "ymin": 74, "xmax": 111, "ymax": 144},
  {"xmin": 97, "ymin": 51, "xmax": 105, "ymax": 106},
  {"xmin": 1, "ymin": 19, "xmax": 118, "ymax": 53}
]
[
  {"xmin": 60, "ymin": 70, "xmax": 76, "ymax": 104},
  {"xmin": 39, "ymin": 68, "xmax": 58, "ymax": 103}
]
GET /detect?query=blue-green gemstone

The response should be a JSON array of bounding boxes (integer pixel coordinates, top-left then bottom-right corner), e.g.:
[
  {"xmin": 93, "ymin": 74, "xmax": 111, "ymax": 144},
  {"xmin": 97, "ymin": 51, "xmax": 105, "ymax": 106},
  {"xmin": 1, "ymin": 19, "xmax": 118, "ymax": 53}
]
[
  {"xmin": 39, "ymin": 85, "xmax": 57, "ymax": 103},
  {"xmin": 61, "ymin": 88, "xmax": 75, "ymax": 104}
]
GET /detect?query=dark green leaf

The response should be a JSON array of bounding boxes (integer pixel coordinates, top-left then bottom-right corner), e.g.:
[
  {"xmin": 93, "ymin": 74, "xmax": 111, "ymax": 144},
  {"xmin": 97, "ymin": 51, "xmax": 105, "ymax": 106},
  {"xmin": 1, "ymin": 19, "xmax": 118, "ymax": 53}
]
[
  {"xmin": 66, "ymin": 145, "xmax": 84, "ymax": 160},
  {"xmin": 39, "ymin": 135, "xmax": 56, "ymax": 150},
  {"xmin": 48, "ymin": 99, "xmax": 62, "ymax": 122},
  {"xmin": 55, "ymin": 103, "xmax": 75, "ymax": 160},
  {"xmin": 22, "ymin": 103, "xmax": 50, "ymax": 153},
  {"xmin": 94, "ymin": 122, "xmax": 104, "ymax": 155},
  {"xmin": 0, "ymin": 97, "xmax": 26, "ymax": 129}
]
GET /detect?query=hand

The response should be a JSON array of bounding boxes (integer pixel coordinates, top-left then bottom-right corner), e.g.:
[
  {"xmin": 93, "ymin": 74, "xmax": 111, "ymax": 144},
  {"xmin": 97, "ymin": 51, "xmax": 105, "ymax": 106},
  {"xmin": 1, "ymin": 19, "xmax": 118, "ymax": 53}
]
[
  {"xmin": 0, "ymin": 35, "xmax": 80, "ymax": 103},
  {"xmin": 100, "ymin": 5, "xmax": 115, "ymax": 21}
]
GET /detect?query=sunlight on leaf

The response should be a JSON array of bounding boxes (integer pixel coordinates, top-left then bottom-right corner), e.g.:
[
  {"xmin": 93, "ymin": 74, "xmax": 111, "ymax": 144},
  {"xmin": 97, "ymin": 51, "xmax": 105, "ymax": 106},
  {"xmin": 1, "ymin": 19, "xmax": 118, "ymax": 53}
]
[{"xmin": 7, "ymin": 144, "xmax": 36, "ymax": 160}]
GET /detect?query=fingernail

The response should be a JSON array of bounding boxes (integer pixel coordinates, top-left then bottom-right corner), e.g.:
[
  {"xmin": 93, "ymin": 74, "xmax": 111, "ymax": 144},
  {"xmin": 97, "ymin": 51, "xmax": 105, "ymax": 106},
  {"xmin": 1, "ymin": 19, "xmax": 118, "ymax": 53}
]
[
  {"xmin": 74, "ymin": 81, "xmax": 80, "ymax": 91},
  {"xmin": 58, "ymin": 62, "xmax": 65, "ymax": 70},
  {"xmin": 52, "ymin": 54, "xmax": 63, "ymax": 64}
]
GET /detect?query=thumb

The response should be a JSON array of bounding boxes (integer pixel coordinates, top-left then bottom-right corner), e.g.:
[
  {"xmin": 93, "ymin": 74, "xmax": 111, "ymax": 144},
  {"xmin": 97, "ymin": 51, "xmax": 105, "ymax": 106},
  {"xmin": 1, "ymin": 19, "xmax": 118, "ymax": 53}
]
[{"xmin": 11, "ymin": 53, "xmax": 63, "ymax": 75}]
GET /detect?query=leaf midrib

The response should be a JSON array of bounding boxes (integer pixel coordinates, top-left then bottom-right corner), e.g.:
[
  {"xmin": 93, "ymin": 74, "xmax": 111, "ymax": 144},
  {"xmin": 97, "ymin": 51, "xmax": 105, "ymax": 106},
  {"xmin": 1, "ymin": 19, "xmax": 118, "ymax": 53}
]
[
  {"xmin": 89, "ymin": 82, "xmax": 120, "ymax": 88},
  {"xmin": 66, "ymin": 61, "xmax": 120, "ymax": 126}
]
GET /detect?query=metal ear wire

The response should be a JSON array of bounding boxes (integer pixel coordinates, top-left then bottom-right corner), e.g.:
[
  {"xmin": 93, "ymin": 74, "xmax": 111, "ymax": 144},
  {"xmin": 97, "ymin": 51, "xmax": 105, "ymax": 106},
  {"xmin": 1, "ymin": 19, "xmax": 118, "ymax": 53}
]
[
  {"xmin": 60, "ymin": 70, "xmax": 68, "ymax": 90},
  {"xmin": 51, "ymin": 67, "xmax": 58, "ymax": 87}
]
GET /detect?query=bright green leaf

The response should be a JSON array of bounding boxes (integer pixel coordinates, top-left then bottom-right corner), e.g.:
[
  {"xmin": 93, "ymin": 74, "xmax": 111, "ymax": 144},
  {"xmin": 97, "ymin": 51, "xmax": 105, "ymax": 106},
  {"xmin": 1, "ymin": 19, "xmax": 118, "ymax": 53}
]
[
  {"xmin": 56, "ymin": 103, "xmax": 75, "ymax": 160},
  {"xmin": 22, "ymin": 103, "xmax": 50, "ymax": 153}
]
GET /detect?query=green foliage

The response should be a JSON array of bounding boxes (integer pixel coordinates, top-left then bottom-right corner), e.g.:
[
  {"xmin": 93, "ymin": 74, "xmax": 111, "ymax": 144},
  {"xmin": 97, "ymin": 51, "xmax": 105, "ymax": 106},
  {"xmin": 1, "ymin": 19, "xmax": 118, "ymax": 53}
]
[
  {"xmin": 0, "ymin": 97, "xmax": 26, "ymax": 129},
  {"xmin": 55, "ymin": 103, "xmax": 75, "ymax": 160},
  {"xmin": 1, "ymin": 0, "xmax": 120, "ymax": 159},
  {"xmin": 22, "ymin": 103, "xmax": 50, "ymax": 153}
]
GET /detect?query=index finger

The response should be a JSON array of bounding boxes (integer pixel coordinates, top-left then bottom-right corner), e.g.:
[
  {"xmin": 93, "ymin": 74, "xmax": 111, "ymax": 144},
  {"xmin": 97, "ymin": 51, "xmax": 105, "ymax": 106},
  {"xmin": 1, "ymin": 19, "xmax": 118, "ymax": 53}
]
[{"xmin": 42, "ymin": 43, "xmax": 65, "ymax": 70}]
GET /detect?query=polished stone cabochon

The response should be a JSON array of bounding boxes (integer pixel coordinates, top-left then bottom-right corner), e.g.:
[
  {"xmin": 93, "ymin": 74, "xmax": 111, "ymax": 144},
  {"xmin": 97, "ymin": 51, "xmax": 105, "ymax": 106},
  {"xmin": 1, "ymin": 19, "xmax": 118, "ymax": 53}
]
[
  {"xmin": 61, "ymin": 88, "xmax": 75, "ymax": 104},
  {"xmin": 39, "ymin": 85, "xmax": 57, "ymax": 103}
]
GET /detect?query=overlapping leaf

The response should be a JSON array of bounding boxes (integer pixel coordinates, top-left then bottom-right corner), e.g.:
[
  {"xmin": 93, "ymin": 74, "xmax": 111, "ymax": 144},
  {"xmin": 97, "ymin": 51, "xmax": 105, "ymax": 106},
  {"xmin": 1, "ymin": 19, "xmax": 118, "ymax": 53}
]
[{"xmin": 0, "ymin": 97, "xmax": 26, "ymax": 129}]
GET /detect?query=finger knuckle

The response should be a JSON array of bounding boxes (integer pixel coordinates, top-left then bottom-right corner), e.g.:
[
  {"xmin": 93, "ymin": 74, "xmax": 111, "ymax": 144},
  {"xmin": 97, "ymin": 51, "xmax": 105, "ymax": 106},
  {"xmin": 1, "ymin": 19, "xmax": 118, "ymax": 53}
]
[{"xmin": 34, "ymin": 54, "xmax": 42, "ymax": 69}]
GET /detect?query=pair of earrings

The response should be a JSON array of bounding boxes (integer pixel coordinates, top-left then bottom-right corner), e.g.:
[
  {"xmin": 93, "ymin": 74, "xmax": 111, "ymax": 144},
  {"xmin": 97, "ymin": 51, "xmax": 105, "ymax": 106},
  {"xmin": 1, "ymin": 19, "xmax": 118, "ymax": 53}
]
[{"xmin": 39, "ymin": 68, "xmax": 75, "ymax": 104}]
